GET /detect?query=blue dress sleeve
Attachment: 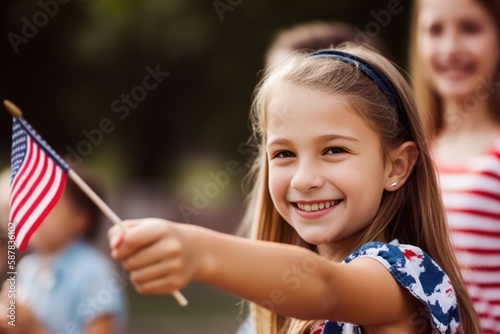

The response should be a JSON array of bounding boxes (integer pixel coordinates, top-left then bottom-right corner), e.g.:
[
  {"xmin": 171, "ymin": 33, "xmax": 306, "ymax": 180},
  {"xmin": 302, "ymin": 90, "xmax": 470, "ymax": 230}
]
[
  {"xmin": 72, "ymin": 248, "xmax": 127, "ymax": 330},
  {"xmin": 344, "ymin": 242, "xmax": 460, "ymax": 334}
]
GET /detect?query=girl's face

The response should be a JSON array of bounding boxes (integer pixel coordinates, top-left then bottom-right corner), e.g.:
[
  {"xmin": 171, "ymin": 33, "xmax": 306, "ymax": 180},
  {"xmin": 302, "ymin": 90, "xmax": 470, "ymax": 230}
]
[
  {"xmin": 416, "ymin": 0, "xmax": 499, "ymax": 102},
  {"xmin": 30, "ymin": 193, "xmax": 87, "ymax": 253},
  {"xmin": 266, "ymin": 86, "xmax": 390, "ymax": 248}
]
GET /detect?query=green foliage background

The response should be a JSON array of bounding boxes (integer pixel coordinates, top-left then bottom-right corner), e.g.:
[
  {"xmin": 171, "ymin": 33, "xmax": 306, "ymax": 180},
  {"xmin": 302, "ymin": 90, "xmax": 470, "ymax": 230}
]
[{"xmin": 0, "ymin": 0, "xmax": 413, "ymax": 181}]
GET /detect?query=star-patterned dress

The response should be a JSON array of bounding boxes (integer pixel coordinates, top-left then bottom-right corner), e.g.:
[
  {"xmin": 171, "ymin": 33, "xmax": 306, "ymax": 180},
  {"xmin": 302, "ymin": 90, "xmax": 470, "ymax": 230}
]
[{"xmin": 310, "ymin": 240, "xmax": 460, "ymax": 334}]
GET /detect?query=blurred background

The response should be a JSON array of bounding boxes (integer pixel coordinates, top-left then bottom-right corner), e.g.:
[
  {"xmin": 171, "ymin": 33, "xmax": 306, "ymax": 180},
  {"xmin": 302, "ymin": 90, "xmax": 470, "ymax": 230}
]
[{"xmin": 0, "ymin": 0, "xmax": 412, "ymax": 333}]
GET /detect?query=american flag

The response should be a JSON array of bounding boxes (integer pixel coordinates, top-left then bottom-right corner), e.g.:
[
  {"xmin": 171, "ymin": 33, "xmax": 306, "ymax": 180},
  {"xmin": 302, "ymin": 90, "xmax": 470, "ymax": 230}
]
[{"xmin": 10, "ymin": 117, "xmax": 69, "ymax": 251}]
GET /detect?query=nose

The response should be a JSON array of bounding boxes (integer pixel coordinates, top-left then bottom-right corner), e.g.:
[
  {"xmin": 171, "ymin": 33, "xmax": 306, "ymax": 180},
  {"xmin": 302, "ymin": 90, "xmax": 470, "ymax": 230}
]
[
  {"xmin": 290, "ymin": 160, "xmax": 325, "ymax": 192},
  {"xmin": 439, "ymin": 29, "xmax": 461, "ymax": 59}
]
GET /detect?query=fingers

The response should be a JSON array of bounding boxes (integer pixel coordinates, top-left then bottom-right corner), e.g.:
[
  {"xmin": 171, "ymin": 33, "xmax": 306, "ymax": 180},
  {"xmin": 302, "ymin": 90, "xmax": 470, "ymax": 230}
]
[
  {"xmin": 129, "ymin": 258, "xmax": 185, "ymax": 294},
  {"xmin": 122, "ymin": 230, "xmax": 182, "ymax": 270},
  {"xmin": 109, "ymin": 218, "xmax": 171, "ymax": 261},
  {"xmin": 108, "ymin": 224, "xmax": 125, "ymax": 249},
  {"xmin": 108, "ymin": 219, "xmax": 141, "ymax": 249},
  {"xmin": 133, "ymin": 273, "xmax": 186, "ymax": 295},
  {"xmin": 108, "ymin": 218, "xmax": 196, "ymax": 295}
]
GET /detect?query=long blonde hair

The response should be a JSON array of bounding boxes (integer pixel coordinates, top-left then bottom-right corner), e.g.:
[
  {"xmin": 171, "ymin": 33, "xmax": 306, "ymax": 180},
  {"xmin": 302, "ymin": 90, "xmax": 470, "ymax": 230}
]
[
  {"xmin": 244, "ymin": 44, "xmax": 481, "ymax": 334},
  {"xmin": 409, "ymin": 0, "xmax": 500, "ymax": 139}
]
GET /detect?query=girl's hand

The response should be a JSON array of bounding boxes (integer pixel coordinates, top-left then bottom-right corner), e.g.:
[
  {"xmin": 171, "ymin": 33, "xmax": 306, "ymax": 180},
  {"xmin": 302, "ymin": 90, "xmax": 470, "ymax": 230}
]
[{"xmin": 108, "ymin": 219, "xmax": 203, "ymax": 295}]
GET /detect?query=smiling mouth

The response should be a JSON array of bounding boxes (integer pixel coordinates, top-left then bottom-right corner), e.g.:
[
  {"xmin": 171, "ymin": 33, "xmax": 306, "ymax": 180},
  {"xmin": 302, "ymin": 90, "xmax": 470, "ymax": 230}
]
[
  {"xmin": 295, "ymin": 200, "xmax": 343, "ymax": 212},
  {"xmin": 436, "ymin": 64, "xmax": 475, "ymax": 76}
]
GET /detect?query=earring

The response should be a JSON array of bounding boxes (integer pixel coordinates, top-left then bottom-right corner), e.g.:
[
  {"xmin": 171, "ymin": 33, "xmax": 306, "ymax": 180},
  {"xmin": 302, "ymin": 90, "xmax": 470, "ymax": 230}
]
[{"xmin": 390, "ymin": 182, "xmax": 397, "ymax": 188}]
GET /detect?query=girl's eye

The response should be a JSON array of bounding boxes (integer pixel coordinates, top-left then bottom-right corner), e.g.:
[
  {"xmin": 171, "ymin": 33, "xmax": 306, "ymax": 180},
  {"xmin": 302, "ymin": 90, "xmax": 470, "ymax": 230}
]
[
  {"xmin": 461, "ymin": 21, "xmax": 481, "ymax": 34},
  {"xmin": 429, "ymin": 24, "xmax": 442, "ymax": 37},
  {"xmin": 273, "ymin": 151, "xmax": 295, "ymax": 159},
  {"xmin": 324, "ymin": 147, "xmax": 346, "ymax": 155}
]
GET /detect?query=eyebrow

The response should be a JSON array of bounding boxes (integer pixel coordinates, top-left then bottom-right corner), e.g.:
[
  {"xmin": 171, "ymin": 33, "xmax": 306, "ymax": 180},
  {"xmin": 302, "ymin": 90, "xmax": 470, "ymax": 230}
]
[
  {"xmin": 266, "ymin": 134, "xmax": 359, "ymax": 147},
  {"xmin": 316, "ymin": 134, "xmax": 359, "ymax": 143}
]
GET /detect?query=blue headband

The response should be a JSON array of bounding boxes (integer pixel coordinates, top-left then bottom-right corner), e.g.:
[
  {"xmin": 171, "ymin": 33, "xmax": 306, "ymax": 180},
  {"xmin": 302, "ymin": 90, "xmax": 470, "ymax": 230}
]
[{"xmin": 308, "ymin": 49, "xmax": 411, "ymax": 137}]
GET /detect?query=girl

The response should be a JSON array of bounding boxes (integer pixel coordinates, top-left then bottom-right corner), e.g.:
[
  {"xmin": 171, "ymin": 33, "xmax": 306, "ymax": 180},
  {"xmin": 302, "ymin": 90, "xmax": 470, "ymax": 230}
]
[
  {"xmin": 410, "ymin": 0, "xmax": 500, "ymax": 331},
  {"xmin": 109, "ymin": 45, "xmax": 481, "ymax": 333},
  {"xmin": 0, "ymin": 168, "xmax": 127, "ymax": 334}
]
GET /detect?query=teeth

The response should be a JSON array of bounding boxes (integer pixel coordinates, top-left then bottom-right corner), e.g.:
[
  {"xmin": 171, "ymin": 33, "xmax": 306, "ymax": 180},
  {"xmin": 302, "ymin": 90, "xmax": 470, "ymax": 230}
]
[{"xmin": 296, "ymin": 200, "xmax": 341, "ymax": 211}]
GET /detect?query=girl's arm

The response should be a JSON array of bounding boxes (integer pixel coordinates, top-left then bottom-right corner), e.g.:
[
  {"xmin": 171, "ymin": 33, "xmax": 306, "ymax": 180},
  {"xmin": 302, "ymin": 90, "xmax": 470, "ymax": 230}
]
[{"xmin": 109, "ymin": 218, "xmax": 414, "ymax": 325}]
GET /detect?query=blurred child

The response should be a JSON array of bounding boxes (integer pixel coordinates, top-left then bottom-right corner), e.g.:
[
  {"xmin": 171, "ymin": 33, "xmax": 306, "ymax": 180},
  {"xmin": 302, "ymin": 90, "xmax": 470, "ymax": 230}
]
[
  {"xmin": 0, "ymin": 168, "xmax": 127, "ymax": 334},
  {"xmin": 264, "ymin": 20, "xmax": 387, "ymax": 71},
  {"xmin": 410, "ymin": 0, "xmax": 500, "ymax": 331},
  {"xmin": 109, "ymin": 45, "xmax": 480, "ymax": 333}
]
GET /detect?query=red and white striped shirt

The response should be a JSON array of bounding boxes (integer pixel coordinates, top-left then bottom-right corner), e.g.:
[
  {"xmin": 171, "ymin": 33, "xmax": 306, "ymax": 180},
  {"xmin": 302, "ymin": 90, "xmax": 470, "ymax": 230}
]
[{"xmin": 437, "ymin": 137, "xmax": 500, "ymax": 333}]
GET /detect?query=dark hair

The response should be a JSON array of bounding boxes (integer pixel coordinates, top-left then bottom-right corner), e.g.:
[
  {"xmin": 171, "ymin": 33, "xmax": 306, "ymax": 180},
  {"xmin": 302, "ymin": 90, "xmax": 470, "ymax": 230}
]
[
  {"xmin": 264, "ymin": 21, "xmax": 387, "ymax": 69},
  {"xmin": 476, "ymin": 0, "xmax": 500, "ymax": 115},
  {"xmin": 63, "ymin": 167, "xmax": 103, "ymax": 241}
]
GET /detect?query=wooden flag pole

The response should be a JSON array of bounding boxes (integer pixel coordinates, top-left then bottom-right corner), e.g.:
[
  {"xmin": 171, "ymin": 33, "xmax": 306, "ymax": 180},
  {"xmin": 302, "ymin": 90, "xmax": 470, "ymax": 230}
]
[
  {"xmin": 4, "ymin": 100, "xmax": 22, "ymax": 118},
  {"xmin": 4, "ymin": 100, "xmax": 188, "ymax": 307},
  {"xmin": 67, "ymin": 170, "xmax": 123, "ymax": 226}
]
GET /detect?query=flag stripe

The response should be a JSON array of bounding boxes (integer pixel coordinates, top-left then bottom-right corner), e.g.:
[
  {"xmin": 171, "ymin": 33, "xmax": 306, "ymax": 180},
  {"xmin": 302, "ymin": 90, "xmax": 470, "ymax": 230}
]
[
  {"xmin": 14, "ymin": 155, "xmax": 53, "ymax": 235},
  {"xmin": 10, "ymin": 139, "xmax": 38, "ymax": 211},
  {"xmin": 10, "ymin": 117, "xmax": 69, "ymax": 251},
  {"xmin": 11, "ymin": 146, "xmax": 48, "ymax": 229},
  {"xmin": 19, "ymin": 158, "xmax": 59, "ymax": 229},
  {"xmin": 16, "ymin": 168, "xmax": 66, "ymax": 250}
]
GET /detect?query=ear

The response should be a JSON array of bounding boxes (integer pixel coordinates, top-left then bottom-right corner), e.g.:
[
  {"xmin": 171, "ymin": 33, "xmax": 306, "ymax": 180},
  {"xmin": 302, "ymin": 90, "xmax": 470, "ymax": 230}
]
[{"xmin": 384, "ymin": 141, "xmax": 419, "ymax": 191}]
